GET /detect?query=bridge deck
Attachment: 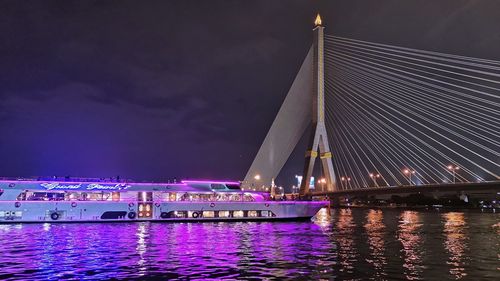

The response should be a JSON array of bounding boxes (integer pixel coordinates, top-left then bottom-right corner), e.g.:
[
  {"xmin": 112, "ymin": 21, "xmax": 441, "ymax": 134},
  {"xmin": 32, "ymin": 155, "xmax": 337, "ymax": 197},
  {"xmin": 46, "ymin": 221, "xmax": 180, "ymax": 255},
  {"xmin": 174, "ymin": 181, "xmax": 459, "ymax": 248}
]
[{"xmin": 312, "ymin": 181, "xmax": 500, "ymax": 197}]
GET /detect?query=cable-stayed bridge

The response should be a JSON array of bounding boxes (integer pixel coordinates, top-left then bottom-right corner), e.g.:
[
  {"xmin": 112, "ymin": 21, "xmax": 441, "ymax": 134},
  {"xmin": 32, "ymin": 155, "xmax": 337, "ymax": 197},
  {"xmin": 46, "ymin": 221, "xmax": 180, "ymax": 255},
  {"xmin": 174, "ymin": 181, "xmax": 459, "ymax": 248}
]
[{"xmin": 243, "ymin": 15, "xmax": 500, "ymax": 200}]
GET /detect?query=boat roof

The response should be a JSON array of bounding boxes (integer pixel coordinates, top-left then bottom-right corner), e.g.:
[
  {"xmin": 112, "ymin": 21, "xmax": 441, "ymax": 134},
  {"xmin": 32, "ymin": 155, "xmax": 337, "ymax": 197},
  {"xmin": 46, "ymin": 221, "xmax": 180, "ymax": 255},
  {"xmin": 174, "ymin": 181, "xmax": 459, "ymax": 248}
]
[{"xmin": 0, "ymin": 178, "xmax": 246, "ymax": 193}]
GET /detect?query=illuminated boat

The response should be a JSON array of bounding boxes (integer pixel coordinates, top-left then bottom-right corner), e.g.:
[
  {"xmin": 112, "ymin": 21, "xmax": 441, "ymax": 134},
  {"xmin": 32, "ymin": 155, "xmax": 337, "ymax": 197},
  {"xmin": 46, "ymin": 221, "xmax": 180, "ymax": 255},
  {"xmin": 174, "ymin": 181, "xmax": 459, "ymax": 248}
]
[{"xmin": 0, "ymin": 178, "xmax": 326, "ymax": 223}]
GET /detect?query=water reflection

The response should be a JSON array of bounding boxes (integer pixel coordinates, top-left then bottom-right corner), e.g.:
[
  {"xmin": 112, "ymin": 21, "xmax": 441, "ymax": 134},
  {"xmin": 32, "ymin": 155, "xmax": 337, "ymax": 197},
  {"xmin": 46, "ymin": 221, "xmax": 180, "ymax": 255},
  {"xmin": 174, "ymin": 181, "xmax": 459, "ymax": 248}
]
[
  {"xmin": 135, "ymin": 223, "xmax": 148, "ymax": 276},
  {"xmin": 314, "ymin": 207, "xmax": 332, "ymax": 229},
  {"xmin": 398, "ymin": 210, "xmax": 423, "ymax": 280},
  {"xmin": 0, "ymin": 210, "xmax": 497, "ymax": 280},
  {"xmin": 443, "ymin": 212, "xmax": 469, "ymax": 279},
  {"xmin": 364, "ymin": 209, "xmax": 387, "ymax": 279},
  {"xmin": 335, "ymin": 208, "xmax": 357, "ymax": 274}
]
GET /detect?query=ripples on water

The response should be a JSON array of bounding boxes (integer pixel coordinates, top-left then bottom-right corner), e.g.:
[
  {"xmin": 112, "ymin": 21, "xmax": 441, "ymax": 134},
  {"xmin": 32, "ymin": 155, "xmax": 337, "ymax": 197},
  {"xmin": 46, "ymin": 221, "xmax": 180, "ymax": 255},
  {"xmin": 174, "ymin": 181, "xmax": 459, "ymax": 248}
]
[{"xmin": 0, "ymin": 209, "xmax": 498, "ymax": 280}]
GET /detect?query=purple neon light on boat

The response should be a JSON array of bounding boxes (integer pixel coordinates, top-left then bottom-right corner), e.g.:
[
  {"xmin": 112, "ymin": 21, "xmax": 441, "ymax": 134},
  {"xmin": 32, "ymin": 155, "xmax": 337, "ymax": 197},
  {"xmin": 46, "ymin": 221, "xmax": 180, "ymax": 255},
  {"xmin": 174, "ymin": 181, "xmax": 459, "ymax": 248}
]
[
  {"xmin": 182, "ymin": 180, "xmax": 241, "ymax": 185},
  {"xmin": 0, "ymin": 178, "xmax": 241, "ymax": 186}
]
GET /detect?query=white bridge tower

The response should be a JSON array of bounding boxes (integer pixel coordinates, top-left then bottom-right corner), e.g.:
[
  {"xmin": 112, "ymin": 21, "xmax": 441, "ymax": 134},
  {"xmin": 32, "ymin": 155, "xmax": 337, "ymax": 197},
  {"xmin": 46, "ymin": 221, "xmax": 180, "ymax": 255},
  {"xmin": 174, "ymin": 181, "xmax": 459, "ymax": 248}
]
[{"xmin": 299, "ymin": 14, "xmax": 336, "ymax": 195}]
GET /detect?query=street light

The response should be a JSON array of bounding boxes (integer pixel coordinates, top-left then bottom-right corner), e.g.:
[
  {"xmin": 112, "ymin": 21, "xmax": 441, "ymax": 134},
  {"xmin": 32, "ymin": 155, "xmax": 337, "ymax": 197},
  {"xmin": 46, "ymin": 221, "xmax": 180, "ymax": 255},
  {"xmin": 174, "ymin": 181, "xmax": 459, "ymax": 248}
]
[
  {"xmin": 340, "ymin": 176, "xmax": 346, "ymax": 189},
  {"xmin": 369, "ymin": 173, "xmax": 380, "ymax": 187},
  {"xmin": 254, "ymin": 174, "xmax": 261, "ymax": 191},
  {"xmin": 447, "ymin": 165, "xmax": 460, "ymax": 183},
  {"xmin": 403, "ymin": 169, "xmax": 416, "ymax": 185},
  {"xmin": 338, "ymin": 176, "xmax": 352, "ymax": 189},
  {"xmin": 319, "ymin": 178, "xmax": 327, "ymax": 192}
]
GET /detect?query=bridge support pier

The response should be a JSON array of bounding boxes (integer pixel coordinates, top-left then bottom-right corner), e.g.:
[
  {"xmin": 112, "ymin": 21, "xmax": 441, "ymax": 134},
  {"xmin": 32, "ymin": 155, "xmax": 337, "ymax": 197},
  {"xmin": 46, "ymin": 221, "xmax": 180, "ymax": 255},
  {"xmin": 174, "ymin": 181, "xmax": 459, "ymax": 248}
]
[{"xmin": 299, "ymin": 15, "xmax": 337, "ymax": 196}]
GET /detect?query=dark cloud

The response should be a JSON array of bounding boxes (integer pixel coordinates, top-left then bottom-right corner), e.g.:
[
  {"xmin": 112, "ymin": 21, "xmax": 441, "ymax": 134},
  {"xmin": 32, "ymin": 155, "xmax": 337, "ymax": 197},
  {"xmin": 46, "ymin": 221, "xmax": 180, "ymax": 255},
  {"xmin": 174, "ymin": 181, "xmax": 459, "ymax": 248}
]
[{"xmin": 0, "ymin": 0, "xmax": 498, "ymax": 184}]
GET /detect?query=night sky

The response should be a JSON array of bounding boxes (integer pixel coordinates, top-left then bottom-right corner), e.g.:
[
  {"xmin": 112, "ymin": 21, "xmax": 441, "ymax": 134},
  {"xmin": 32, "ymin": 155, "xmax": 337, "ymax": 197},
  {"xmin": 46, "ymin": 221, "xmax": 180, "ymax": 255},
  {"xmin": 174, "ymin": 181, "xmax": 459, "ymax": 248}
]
[{"xmin": 1, "ymin": 1, "xmax": 499, "ymax": 185}]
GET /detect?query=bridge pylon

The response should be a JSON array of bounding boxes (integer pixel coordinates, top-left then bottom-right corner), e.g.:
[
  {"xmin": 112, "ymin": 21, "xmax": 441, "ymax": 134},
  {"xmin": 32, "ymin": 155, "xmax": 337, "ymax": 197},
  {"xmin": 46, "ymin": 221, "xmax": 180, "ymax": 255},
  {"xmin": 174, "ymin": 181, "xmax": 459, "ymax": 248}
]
[
  {"xmin": 299, "ymin": 14, "xmax": 336, "ymax": 195},
  {"xmin": 243, "ymin": 14, "xmax": 336, "ymax": 193}
]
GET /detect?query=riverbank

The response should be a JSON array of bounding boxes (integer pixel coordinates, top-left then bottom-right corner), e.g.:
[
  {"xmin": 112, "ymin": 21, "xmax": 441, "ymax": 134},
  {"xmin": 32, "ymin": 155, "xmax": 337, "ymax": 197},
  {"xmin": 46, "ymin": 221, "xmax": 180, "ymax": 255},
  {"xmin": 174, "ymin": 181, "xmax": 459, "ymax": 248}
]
[{"xmin": 334, "ymin": 204, "xmax": 499, "ymax": 213}]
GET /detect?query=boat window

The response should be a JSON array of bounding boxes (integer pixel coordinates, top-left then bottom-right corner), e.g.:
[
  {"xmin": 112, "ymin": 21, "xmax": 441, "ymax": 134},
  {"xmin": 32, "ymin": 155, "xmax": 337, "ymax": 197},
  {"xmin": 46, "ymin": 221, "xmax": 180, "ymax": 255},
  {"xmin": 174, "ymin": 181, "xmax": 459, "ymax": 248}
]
[
  {"xmin": 112, "ymin": 192, "xmax": 120, "ymax": 201},
  {"xmin": 225, "ymin": 184, "xmax": 241, "ymax": 190},
  {"xmin": 187, "ymin": 211, "xmax": 202, "ymax": 218},
  {"xmin": 80, "ymin": 192, "xmax": 115, "ymax": 201},
  {"xmin": 166, "ymin": 211, "xmax": 187, "ymax": 218},
  {"xmin": 138, "ymin": 203, "xmax": 152, "ymax": 218},
  {"xmin": 174, "ymin": 193, "xmax": 215, "ymax": 202},
  {"xmin": 101, "ymin": 211, "xmax": 127, "ymax": 220},
  {"xmin": 233, "ymin": 210, "xmax": 244, "ymax": 218},
  {"xmin": 218, "ymin": 211, "xmax": 230, "ymax": 218},
  {"xmin": 243, "ymin": 194, "xmax": 255, "ymax": 202},
  {"xmin": 203, "ymin": 211, "xmax": 215, "ymax": 218},
  {"xmin": 169, "ymin": 193, "xmax": 176, "ymax": 201},
  {"xmin": 80, "ymin": 193, "xmax": 88, "ymax": 200},
  {"xmin": 103, "ymin": 192, "xmax": 112, "ymax": 201},
  {"xmin": 210, "ymin": 184, "xmax": 225, "ymax": 190},
  {"xmin": 248, "ymin": 211, "xmax": 258, "ymax": 217},
  {"xmin": 65, "ymin": 192, "xmax": 80, "ymax": 201},
  {"xmin": 25, "ymin": 192, "xmax": 65, "ymax": 201},
  {"xmin": 138, "ymin": 192, "xmax": 153, "ymax": 202},
  {"xmin": 49, "ymin": 193, "xmax": 64, "ymax": 200},
  {"xmin": 17, "ymin": 191, "xmax": 27, "ymax": 201},
  {"xmin": 218, "ymin": 194, "xmax": 231, "ymax": 201},
  {"xmin": 261, "ymin": 211, "xmax": 275, "ymax": 217},
  {"xmin": 178, "ymin": 193, "xmax": 189, "ymax": 201},
  {"xmin": 87, "ymin": 192, "xmax": 104, "ymax": 201},
  {"xmin": 159, "ymin": 192, "xmax": 170, "ymax": 201}
]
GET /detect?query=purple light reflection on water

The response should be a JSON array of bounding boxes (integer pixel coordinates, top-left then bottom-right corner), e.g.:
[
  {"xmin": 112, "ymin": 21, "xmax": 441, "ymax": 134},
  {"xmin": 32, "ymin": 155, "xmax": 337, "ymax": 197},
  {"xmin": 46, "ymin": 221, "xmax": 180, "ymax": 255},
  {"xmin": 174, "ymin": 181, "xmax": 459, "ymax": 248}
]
[
  {"xmin": 0, "ymin": 221, "xmax": 335, "ymax": 280},
  {"xmin": 0, "ymin": 209, "xmax": 499, "ymax": 280}
]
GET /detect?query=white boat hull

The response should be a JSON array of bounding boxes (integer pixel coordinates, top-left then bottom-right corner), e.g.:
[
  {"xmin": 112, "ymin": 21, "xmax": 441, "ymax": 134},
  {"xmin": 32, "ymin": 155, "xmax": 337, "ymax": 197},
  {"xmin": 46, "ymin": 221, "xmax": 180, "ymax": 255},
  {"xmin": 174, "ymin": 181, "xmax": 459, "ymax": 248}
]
[{"xmin": 0, "ymin": 201, "xmax": 327, "ymax": 223}]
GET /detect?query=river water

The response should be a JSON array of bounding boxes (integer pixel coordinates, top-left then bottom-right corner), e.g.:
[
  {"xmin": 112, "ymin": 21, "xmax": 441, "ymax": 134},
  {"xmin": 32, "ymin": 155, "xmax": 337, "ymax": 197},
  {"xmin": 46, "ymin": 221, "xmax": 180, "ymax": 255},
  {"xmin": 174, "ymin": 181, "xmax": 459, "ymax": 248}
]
[{"xmin": 0, "ymin": 208, "xmax": 498, "ymax": 280}]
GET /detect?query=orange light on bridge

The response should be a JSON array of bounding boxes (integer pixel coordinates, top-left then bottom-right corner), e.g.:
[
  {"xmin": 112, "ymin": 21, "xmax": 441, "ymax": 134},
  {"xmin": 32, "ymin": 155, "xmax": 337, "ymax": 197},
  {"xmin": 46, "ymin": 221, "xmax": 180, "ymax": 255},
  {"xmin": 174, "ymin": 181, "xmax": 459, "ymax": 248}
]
[
  {"xmin": 447, "ymin": 165, "xmax": 460, "ymax": 183},
  {"xmin": 403, "ymin": 169, "xmax": 416, "ymax": 175},
  {"xmin": 403, "ymin": 168, "xmax": 416, "ymax": 185}
]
